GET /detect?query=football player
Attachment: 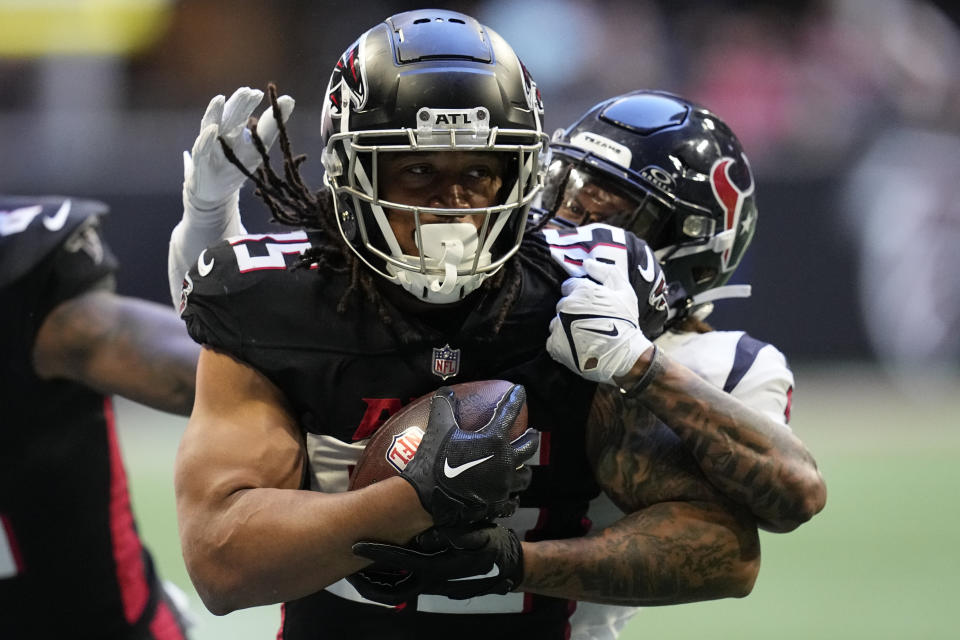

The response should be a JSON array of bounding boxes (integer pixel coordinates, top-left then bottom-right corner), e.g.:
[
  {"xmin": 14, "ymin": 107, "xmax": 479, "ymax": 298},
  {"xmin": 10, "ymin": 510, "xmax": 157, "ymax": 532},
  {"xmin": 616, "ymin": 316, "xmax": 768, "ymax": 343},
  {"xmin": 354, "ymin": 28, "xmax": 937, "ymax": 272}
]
[
  {"xmin": 538, "ymin": 91, "xmax": 828, "ymax": 637},
  {"xmin": 0, "ymin": 196, "xmax": 196, "ymax": 638},
  {"xmin": 169, "ymin": 9, "xmax": 783, "ymax": 639}
]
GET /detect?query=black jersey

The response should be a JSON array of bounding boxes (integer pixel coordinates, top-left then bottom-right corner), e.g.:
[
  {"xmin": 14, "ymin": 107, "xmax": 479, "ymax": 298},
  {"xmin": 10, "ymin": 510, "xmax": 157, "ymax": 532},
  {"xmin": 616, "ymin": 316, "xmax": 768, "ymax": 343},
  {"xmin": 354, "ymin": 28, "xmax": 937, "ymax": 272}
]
[
  {"xmin": 0, "ymin": 196, "xmax": 185, "ymax": 639},
  {"xmin": 181, "ymin": 228, "xmax": 614, "ymax": 638}
]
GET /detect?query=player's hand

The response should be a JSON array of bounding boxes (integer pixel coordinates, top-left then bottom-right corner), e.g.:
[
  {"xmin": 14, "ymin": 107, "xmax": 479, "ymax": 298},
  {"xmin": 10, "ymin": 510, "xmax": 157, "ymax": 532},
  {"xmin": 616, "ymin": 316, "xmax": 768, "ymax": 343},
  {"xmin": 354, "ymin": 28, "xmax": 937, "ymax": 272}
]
[
  {"xmin": 547, "ymin": 257, "xmax": 655, "ymax": 385},
  {"xmin": 183, "ymin": 87, "xmax": 295, "ymax": 210},
  {"xmin": 401, "ymin": 385, "xmax": 539, "ymax": 527},
  {"xmin": 348, "ymin": 524, "xmax": 524, "ymax": 603}
]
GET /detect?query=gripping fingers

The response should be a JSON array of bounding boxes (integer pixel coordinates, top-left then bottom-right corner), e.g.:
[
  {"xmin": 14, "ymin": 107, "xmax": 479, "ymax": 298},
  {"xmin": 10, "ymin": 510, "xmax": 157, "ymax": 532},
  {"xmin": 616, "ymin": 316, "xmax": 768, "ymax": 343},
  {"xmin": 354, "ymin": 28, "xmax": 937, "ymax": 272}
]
[
  {"xmin": 481, "ymin": 384, "xmax": 526, "ymax": 437},
  {"xmin": 560, "ymin": 275, "xmax": 604, "ymax": 300},
  {"xmin": 428, "ymin": 387, "xmax": 458, "ymax": 433},
  {"xmin": 509, "ymin": 464, "xmax": 532, "ymax": 495},
  {"xmin": 584, "ymin": 257, "xmax": 632, "ymax": 293},
  {"xmin": 510, "ymin": 427, "xmax": 540, "ymax": 467},
  {"xmin": 352, "ymin": 541, "xmax": 435, "ymax": 565}
]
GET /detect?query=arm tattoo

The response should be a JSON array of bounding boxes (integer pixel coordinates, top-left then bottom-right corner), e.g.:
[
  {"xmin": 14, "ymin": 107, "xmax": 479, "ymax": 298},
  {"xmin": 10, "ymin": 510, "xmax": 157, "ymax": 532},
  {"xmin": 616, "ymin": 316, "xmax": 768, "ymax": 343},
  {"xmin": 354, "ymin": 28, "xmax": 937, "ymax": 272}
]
[
  {"xmin": 524, "ymin": 499, "xmax": 760, "ymax": 605},
  {"xmin": 515, "ymin": 386, "xmax": 760, "ymax": 605},
  {"xmin": 637, "ymin": 360, "xmax": 825, "ymax": 531},
  {"xmin": 586, "ymin": 385, "xmax": 718, "ymax": 511}
]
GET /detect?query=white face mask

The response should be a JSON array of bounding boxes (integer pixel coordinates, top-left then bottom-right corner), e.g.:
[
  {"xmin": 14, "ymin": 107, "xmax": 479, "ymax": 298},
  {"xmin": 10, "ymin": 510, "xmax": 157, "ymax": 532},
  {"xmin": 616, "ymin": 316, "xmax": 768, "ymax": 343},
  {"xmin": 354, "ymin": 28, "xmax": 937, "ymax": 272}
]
[{"xmin": 386, "ymin": 223, "xmax": 495, "ymax": 304}]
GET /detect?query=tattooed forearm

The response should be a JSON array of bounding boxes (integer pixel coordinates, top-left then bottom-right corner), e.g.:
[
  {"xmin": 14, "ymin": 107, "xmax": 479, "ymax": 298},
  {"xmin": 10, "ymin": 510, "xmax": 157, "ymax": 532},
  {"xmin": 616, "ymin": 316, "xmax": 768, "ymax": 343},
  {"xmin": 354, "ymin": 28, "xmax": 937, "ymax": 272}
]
[
  {"xmin": 587, "ymin": 386, "xmax": 717, "ymax": 511},
  {"xmin": 637, "ymin": 359, "xmax": 826, "ymax": 532},
  {"xmin": 522, "ymin": 501, "xmax": 760, "ymax": 605}
]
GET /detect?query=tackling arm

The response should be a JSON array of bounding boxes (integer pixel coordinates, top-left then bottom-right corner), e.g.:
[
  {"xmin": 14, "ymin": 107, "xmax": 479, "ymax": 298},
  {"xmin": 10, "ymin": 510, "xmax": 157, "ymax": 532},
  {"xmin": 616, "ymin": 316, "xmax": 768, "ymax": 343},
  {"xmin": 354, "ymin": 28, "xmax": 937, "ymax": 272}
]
[
  {"xmin": 546, "ymin": 244, "xmax": 826, "ymax": 533},
  {"xmin": 614, "ymin": 348, "xmax": 827, "ymax": 532},
  {"xmin": 175, "ymin": 346, "xmax": 433, "ymax": 614},
  {"xmin": 519, "ymin": 385, "xmax": 760, "ymax": 605}
]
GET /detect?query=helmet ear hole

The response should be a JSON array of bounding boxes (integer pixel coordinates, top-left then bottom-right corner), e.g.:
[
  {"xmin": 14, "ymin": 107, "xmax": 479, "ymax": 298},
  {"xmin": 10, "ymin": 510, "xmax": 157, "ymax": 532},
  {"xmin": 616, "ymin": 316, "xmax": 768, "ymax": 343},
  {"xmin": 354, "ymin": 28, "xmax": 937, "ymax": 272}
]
[{"xmin": 337, "ymin": 194, "xmax": 358, "ymax": 241}]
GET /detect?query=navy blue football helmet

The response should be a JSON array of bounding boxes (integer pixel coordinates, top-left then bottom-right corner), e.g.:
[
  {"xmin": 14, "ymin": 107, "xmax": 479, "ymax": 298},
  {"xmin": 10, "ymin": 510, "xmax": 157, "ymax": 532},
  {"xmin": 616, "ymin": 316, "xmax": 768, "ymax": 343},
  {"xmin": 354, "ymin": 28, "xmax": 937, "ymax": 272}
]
[{"xmin": 543, "ymin": 91, "xmax": 757, "ymax": 322}]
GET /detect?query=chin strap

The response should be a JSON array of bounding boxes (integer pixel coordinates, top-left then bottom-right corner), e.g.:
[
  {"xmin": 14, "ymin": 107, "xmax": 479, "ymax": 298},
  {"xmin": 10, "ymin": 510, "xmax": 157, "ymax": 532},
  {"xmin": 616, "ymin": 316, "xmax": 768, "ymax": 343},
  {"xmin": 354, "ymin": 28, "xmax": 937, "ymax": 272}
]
[
  {"xmin": 667, "ymin": 283, "xmax": 752, "ymax": 322},
  {"xmin": 691, "ymin": 284, "xmax": 752, "ymax": 306}
]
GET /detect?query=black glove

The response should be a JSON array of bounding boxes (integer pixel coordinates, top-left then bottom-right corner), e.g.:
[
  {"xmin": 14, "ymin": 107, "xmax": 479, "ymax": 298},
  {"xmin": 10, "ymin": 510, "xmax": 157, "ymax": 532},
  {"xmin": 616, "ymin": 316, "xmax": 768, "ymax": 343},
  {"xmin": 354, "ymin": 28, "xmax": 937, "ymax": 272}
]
[
  {"xmin": 348, "ymin": 524, "xmax": 524, "ymax": 603},
  {"xmin": 401, "ymin": 385, "xmax": 539, "ymax": 527}
]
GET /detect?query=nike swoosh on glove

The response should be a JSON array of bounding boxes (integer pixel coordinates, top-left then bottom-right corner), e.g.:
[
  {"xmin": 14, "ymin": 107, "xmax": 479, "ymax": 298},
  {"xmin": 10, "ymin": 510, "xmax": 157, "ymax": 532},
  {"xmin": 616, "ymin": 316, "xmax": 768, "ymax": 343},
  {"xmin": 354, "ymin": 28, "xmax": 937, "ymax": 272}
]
[
  {"xmin": 401, "ymin": 385, "xmax": 539, "ymax": 528},
  {"xmin": 349, "ymin": 524, "xmax": 523, "ymax": 603},
  {"xmin": 183, "ymin": 86, "xmax": 295, "ymax": 211},
  {"xmin": 546, "ymin": 257, "xmax": 653, "ymax": 384}
]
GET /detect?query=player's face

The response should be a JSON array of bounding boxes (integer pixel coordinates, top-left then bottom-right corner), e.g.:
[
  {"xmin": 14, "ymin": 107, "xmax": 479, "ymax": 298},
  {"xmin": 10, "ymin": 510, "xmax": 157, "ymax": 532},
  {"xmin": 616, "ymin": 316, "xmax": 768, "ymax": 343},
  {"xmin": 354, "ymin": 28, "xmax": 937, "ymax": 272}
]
[
  {"xmin": 551, "ymin": 169, "xmax": 664, "ymax": 242},
  {"xmin": 379, "ymin": 151, "xmax": 505, "ymax": 255},
  {"xmin": 556, "ymin": 180, "xmax": 634, "ymax": 226}
]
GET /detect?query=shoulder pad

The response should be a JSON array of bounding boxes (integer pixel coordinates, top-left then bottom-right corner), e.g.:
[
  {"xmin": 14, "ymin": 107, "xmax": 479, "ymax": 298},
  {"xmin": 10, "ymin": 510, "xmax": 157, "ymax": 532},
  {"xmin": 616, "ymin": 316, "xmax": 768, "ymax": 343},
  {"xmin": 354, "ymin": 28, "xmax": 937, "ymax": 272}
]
[{"xmin": 0, "ymin": 196, "xmax": 108, "ymax": 288}]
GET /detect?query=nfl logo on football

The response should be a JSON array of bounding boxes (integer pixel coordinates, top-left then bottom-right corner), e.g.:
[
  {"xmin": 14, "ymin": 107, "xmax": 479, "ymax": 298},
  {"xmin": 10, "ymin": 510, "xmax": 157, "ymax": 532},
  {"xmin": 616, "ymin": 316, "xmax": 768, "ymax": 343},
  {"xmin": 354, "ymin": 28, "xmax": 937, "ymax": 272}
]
[
  {"xmin": 386, "ymin": 426, "xmax": 424, "ymax": 473},
  {"xmin": 432, "ymin": 344, "xmax": 460, "ymax": 380}
]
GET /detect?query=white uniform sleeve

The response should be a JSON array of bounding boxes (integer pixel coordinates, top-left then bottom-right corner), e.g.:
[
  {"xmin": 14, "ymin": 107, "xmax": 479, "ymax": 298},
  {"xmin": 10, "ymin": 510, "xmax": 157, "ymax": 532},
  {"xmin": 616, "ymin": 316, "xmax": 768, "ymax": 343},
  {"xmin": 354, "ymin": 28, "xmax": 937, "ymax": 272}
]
[
  {"xmin": 166, "ymin": 190, "xmax": 246, "ymax": 308},
  {"xmin": 728, "ymin": 342, "xmax": 794, "ymax": 427},
  {"xmin": 657, "ymin": 329, "xmax": 794, "ymax": 428}
]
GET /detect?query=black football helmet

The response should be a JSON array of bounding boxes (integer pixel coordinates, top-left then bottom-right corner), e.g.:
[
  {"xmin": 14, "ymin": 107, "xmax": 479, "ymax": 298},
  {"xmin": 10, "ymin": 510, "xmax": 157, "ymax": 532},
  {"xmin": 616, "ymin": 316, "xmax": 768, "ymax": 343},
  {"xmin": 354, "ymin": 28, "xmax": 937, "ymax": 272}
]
[
  {"xmin": 320, "ymin": 9, "xmax": 547, "ymax": 304},
  {"xmin": 543, "ymin": 91, "xmax": 757, "ymax": 322}
]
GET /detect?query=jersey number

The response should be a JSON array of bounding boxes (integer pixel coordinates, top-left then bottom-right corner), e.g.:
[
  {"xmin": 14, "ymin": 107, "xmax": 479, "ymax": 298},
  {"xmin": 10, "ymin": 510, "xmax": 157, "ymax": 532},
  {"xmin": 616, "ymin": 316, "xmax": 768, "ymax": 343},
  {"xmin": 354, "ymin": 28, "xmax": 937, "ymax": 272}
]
[{"xmin": 231, "ymin": 234, "xmax": 312, "ymax": 273}]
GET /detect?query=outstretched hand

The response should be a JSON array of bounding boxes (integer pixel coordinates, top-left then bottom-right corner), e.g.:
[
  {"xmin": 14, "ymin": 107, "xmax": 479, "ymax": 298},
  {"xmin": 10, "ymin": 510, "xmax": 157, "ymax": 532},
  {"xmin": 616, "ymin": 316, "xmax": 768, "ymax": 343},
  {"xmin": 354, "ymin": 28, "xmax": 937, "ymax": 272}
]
[
  {"xmin": 183, "ymin": 87, "xmax": 295, "ymax": 211},
  {"xmin": 401, "ymin": 385, "xmax": 539, "ymax": 527}
]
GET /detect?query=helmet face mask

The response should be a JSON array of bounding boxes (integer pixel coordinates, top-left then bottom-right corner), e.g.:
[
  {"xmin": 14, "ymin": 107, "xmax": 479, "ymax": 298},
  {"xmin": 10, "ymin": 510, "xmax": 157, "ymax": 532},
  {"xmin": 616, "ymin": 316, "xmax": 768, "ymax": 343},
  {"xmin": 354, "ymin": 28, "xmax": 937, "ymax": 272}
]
[
  {"xmin": 320, "ymin": 10, "xmax": 547, "ymax": 304},
  {"xmin": 544, "ymin": 159, "xmax": 672, "ymax": 247},
  {"xmin": 545, "ymin": 91, "xmax": 758, "ymax": 322}
]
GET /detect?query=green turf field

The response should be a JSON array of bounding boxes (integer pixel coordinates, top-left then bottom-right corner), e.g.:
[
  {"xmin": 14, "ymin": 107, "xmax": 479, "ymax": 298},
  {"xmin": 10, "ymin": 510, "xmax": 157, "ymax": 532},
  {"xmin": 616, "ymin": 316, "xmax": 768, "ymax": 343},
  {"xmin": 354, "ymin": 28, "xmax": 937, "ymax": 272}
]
[{"xmin": 116, "ymin": 363, "xmax": 960, "ymax": 639}]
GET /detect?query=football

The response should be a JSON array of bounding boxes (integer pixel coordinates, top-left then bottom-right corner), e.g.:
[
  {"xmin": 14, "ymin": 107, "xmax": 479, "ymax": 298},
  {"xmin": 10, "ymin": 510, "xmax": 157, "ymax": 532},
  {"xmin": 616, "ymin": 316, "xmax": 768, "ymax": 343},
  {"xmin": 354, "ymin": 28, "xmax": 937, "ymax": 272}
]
[{"xmin": 348, "ymin": 380, "xmax": 529, "ymax": 491}]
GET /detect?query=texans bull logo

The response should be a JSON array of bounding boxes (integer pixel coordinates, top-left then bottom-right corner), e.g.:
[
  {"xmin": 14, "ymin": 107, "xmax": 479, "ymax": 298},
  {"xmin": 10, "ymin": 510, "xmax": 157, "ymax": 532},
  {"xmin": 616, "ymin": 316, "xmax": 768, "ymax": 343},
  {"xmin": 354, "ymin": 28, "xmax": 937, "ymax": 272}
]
[{"xmin": 709, "ymin": 154, "xmax": 755, "ymax": 272}]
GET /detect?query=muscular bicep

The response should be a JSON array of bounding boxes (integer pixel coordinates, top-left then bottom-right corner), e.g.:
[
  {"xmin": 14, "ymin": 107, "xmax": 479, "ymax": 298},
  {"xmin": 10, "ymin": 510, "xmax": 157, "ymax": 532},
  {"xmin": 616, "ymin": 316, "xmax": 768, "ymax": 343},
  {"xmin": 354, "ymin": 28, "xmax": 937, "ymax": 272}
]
[
  {"xmin": 586, "ymin": 385, "xmax": 725, "ymax": 511},
  {"xmin": 175, "ymin": 346, "xmax": 305, "ymax": 515}
]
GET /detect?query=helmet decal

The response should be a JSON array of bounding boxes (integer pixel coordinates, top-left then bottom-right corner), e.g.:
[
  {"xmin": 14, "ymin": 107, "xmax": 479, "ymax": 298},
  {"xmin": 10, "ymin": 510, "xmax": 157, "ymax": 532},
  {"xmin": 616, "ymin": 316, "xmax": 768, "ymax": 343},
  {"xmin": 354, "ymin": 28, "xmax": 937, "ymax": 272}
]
[
  {"xmin": 326, "ymin": 38, "xmax": 367, "ymax": 118},
  {"xmin": 519, "ymin": 59, "xmax": 544, "ymax": 115},
  {"xmin": 710, "ymin": 154, "xmax": 754, "ymax": 270},
  {"xmin": 639, "ymin": 165, "xmax": 675, "ymax": 194},
  {"xmin": 570, "ymin": 131, "xmax": 632, "ymax": 168}
]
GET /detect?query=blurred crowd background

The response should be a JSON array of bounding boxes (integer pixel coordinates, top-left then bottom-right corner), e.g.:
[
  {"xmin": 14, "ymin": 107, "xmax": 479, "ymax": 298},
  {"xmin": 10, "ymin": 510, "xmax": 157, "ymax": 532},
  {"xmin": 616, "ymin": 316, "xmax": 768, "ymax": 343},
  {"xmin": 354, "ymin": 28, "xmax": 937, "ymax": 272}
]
[
  {"xmin": 4, "ymin": 3, "xmax": 958, "ymax": 638},
  {"xmin": 2, "ymin": 0, "xmax": 958, "ymax": 386}
]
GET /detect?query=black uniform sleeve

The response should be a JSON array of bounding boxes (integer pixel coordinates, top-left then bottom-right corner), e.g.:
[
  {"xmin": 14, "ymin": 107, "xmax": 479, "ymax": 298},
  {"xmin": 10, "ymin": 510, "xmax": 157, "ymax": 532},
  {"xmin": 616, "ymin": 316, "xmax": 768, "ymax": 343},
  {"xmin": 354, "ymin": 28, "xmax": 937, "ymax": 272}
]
[
  {"xmin": 42, "ymin": 217, "xmax": 118, "ymax": 311},
  {"xmin": 0, "ymin": 214, "xmax": 117, "ymax": 378},
  {"xmin": 178, "ymin": 240, "xmax": 252, "ymax": 358}
]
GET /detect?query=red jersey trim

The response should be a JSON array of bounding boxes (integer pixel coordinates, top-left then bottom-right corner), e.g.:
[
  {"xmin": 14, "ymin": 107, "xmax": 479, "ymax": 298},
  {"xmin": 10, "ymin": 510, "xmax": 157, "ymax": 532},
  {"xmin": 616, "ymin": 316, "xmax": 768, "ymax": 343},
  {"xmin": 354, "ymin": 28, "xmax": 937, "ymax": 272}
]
[{"xmin": 104, "ymin": 397, "xmax": 150, "ymax": 624}]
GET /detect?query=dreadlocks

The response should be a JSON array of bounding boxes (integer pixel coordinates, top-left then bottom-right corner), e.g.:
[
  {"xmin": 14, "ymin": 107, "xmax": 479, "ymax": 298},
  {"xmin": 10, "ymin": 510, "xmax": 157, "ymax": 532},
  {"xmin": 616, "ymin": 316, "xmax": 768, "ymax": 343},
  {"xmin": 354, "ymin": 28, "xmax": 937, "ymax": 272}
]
[
  {"xmin": 219, "ymin": 84, "xmax": 556, "ymax": 335},
  {"xmin": 218, "ymin": 84, "xmax": 394, "ymax": 321}
]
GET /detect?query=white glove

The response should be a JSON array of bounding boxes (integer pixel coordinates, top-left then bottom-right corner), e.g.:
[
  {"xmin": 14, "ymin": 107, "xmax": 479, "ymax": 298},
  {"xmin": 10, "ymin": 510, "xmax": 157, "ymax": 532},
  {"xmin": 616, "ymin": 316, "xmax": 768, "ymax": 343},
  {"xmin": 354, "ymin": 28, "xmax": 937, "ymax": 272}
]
[
  {"xmin": 169, "ymin": 87, "xmax": 295, "ymax": 307},
  {"xmin": 183, "ymin": 87, "xmax": 295, "ymax": 211},
  {"xmin": 546, "ymin": 258, "xmax": 652, "ymax": 385}
]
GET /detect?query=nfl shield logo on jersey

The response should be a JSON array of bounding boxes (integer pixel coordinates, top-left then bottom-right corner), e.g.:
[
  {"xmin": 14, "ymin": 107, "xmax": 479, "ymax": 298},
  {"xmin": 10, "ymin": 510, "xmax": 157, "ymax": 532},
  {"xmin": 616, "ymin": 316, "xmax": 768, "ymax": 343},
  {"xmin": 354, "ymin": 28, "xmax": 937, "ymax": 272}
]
[{"xmin": 432, "ymin": 344, "xmax": 460, "ymax": 380}]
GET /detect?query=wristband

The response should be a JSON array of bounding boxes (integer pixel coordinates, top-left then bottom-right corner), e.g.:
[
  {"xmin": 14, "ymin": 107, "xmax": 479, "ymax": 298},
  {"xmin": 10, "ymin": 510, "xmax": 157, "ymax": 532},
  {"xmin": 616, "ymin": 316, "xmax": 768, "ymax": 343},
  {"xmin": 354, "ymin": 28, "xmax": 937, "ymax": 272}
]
[{"xmin": 618, "ymin": 345, "xmax": 665, "ymax": 397}]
